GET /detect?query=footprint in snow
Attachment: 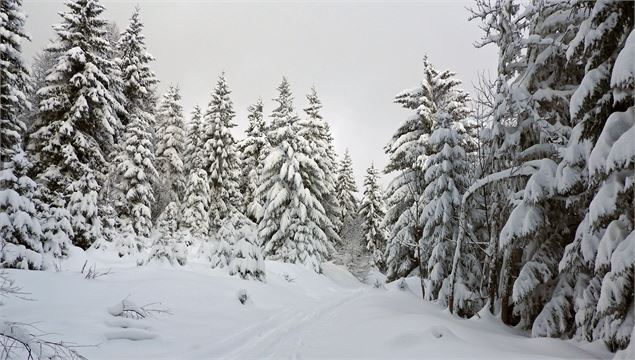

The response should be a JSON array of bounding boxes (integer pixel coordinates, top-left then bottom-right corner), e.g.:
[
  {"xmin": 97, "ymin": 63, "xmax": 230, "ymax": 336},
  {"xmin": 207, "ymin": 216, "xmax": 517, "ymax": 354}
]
[{"xmin": 428, "ymin": 325, "xmax": 454, "ymax": 340}]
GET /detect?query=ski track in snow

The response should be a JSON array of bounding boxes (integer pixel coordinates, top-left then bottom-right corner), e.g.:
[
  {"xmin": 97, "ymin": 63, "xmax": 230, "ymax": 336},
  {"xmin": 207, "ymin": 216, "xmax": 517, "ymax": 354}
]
[{"xmin": 216, "ymin": 290, "xmax": 365, "ymax": 359}]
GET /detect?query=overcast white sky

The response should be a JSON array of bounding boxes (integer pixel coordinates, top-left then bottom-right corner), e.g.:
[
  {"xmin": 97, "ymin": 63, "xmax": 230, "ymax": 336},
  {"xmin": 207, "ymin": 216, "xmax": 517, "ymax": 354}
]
[{"xmin": 22, "ymin": 0, "xmax": 497, "ymax": 188}]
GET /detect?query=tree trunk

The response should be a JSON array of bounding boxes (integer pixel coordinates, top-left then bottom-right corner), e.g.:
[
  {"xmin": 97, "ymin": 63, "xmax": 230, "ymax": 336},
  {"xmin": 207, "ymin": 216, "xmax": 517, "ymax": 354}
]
[
  {"xmin": 415, "ymin": 225, "xmax": 426, "ymax": 301},
  {"xmin": 500, "ymin": 246, "xmax": 521, "ymax": 325}
]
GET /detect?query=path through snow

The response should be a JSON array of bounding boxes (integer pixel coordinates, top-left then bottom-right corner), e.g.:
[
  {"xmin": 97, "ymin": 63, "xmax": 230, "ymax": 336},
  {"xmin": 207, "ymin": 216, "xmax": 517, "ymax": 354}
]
[{"xmin": 2, "ymin": 254, "xmax": 612, "ymax": 359}]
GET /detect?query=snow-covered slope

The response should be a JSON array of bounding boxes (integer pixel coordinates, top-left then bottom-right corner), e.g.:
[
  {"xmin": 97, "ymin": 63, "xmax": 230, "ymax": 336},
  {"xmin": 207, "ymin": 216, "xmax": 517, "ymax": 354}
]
[{"xmin": 3, "ymin": 249, "xmax": 611, "ymax": 359}]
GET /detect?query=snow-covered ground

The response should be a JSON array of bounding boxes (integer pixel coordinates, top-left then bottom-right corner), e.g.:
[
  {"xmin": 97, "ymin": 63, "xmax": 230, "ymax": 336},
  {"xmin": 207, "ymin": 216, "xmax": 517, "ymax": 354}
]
[{"xmin": 3, "ymin": 248, "xmax": 613, "ymax": 359}]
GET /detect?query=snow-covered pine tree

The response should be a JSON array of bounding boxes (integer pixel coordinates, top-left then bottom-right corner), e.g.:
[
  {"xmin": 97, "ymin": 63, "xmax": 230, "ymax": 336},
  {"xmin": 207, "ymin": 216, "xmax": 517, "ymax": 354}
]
[
  {"xmin": 200, "ymin": 73, "xmax": 242, "ymax": 231},
  {"xmin": 38, "ymin": 197, "xmax": 73, "ymax": 267},
  {"xmin": 257, "ymin": 78, "xmax": 335, "ymax": 272},
  {"xmin": 489, "ymin": 0, "xmax": 587, "ymax": 331},
  {"xmin": 112, "ymin": 111, "xmax": 157, "ymax": 237},
  {"xmin": 104, "ymin": 20, "xmax": 126, "ymax": 140},
  {"xmin": 300, "ymin": 87, "xmax": 341, "ymax": 241},
  {"xmin": 586, "ymin": 19, "xmax": 634, "ymax": 353},
  {"xmin": 117, "ymin": 6, "xmax": 157, "ymax": 126},
  {"xmin": 358, "ymin": 164, "xmax": 387, "ymax": 271},
  {"xmin": 23, "ymin": 50, "xmax": 56, "ymax": 132},
  {"xmin": 335, "ymin": 149, "xmax": 358, "ymax": 227},
  {"xmin": 417, "ymin": 69, "xmax": 471, "ymax": 306},
  {"xmin": 237, "ymin": 98, "xmax": 269, "ymax": 221},
  {"xmin": 550, "ymin": 0, "xmax": 633, "ymax": 351},
  {"xmin": 110, "ymin": 7, "xmax": 159, "ymax": 239},
  {"xmin": 184, "ymin": 105, "xmax": 204, "ymax": 174},
  {"xmin": 154, "ymin": 85, "xmax": 186, "ymax": 217},
  {"xmin": 0, "ymin": 0, "xmax": 48, "ymax": 270},
  {"xmin": 27, "ymin": 0, "xmax": 123, "ymax": 249},
  {"xmin": 66, "ymin": 170, "xmax": 102, "ymax": 249},
  {"xmin": 147, "ymin": 201, "xmax": 186, "ymax": 266},
  {"xmin": 228, "ymin": 215, "xmax": 265, "ymax": 281},
  {"xmin": 211, "ymin": 212, "xmax": 242, "ymax": 269},
  {"xmin": 229, "ymin": 231, "xmax": 266, "ymax": 282},
  {"xmin": 383, "ymin": 57, "xmax": 441, "ymax": 282},
  {"xmin": 180, "ymin": 169, "xmax": 210, "ymax": 239}
]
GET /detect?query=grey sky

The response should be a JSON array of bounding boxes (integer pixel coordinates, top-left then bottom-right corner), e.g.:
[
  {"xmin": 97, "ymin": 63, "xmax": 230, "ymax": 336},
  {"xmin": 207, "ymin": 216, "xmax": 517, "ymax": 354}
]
[{"xmin": 22, "ymin": 0, "xmax": 497, "ymax": 188}]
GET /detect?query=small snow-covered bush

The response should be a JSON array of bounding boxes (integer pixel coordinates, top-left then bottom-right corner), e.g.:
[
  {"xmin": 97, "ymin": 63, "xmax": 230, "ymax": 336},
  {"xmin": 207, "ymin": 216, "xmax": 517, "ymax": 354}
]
[
  {"xmin": 237, "ymin": 289, "xmax": 250, "ymax": 305},
  {"xmin": 0, "ymin": 321, "xmax": 87, "ymax": 360},
  {"xmin": 108, "ymin": 298, "xmax": 170, "ymax": 320},
  {"xmin": 228, "ymin": 217, "xmax": 265, "ymax": 282},
  {"xmin": 146, "ymin": 202, "xmax": 187, "ymax": 266},
  {"xmin": 212, "ymin": 212, "xmax": 264, "ymax": 281},
  {"xmin": 80, "ymin": 261, "xmax": 111, "ymax": 280}
]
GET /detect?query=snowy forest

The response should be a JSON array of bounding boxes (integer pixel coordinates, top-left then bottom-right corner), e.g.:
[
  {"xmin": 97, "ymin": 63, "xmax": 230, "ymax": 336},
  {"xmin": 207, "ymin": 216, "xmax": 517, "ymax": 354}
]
[{"xmin": 1, "ymin": 0, "xmax": 633, "ymax": 359}]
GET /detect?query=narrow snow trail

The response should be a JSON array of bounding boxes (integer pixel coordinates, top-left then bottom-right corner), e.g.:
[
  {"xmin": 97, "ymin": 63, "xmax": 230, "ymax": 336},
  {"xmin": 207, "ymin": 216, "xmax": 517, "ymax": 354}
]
[{"xmin": 216, "ymin": 289, "xmax": 366, "ymax": 359}]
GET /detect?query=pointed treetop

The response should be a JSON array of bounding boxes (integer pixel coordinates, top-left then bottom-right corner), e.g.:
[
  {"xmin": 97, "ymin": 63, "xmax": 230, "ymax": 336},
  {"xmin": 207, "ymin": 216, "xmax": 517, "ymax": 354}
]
[{"xmin": 304, "ymin": 86, "xmax": 323, "ymax": 120}]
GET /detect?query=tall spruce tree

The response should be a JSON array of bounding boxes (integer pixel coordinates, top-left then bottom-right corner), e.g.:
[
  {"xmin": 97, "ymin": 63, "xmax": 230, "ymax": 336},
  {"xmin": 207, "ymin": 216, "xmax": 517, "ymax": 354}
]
[
  {"xmin": 200, "ymin": 73, "xmax": 242, "ymax": 231},
  {"xmin": 0, "ymin": 0, "xmax": 50, "ymax": 269},
  {"xmin": 553, "ymin": 0, "xmax": 634, "ymax": 351},
  {"xmin": 155, "ymin": 85, "xmax": 186, "ymax": 216},
  {"xmin": 257, "ymin": 78, "xmax": 335, "ymax": 272},
  {"xmin": 359, "ymin": 164, "xmax": 387, "ymax": 270},
  {"xmin": 180, "ymin": 168, "xmax": 210, "ymax": 239},
  {"xmin": 301, "ymin": 87, "xmax": 341, "ymax": 241},
  {"xmin": 117, "ymin": 6, "xmax": 157, "ymax": 125},
  {"xmin": 383, "ymin": 57, "xmax": 439, "ymax": 282},
  {"xmin": 490, "ymin": 0, "xmax": 587, "ymax": 330},
  {"xmin": 110, "ymin": 6, "xmax": 158, "ymax": 238},
  {"xmin": 238, "ymin": 99, "xmax": 268, "ymax": 221},
  {"xmin": 184, "ymin": 105, "xmax": 204, "ymax": 174},
  {"xmin": 28, "ymin": 0, "xmax": 123, "ymax": 249},
  {"xmin": 112, "ymin": 112, "xmax": 157, "ymax": 237},
  {"xmin": 335, "ymin": 149, "xmax": 358, "ymax": 226},
  {"xmin": 147, "ymin": 201, "xmax": 186, "ymax": 266},
  {"xmin": 418, "ymin": 87, "xmax": 471, "ymax": 305}
]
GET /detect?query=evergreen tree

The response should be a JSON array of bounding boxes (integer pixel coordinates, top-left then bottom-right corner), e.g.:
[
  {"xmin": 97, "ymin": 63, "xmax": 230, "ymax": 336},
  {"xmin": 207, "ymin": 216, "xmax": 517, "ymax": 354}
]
[
  {"xmin": 229, "ymin": 215, "xmax": 265, "ymax": 282},
  {"xmin": 383, "ymin": 57, "xmax": 440, "ymax": 282},
  {"xmin": 112, "ymin": 112, "xmax": 157, "ymax": 237},
  {"xmin": 38, "ymin": 197, "xmax": 73, "ymax": 267},
  {"xmin": 237, "ymin": 99, "xmax": 268, "ymax": 221},
  {"xmin": 147, "ymin": 201, "xmax": 186, "ymax": 266},
  {"xmin": 155, "ymin": 85, "xmax": 186, "ymax": 216},
  {"xmin": 110, "ymin": 6, "xmax": 158, "ymax": 238},
  {"xmin": 301, "ymin": 87, "xmax": 341, "ymax": 241},
  {"xmin": 335, "ymin": 149, "xmax": 358, "ymax": 226},
  {"xmin": 358, "ymin": 164, "xmax": 387, "ymax": 270},
  {"xmin": 200, "ymin": 73, "xmax": 242, "ymax": 231},
  {"xmin": 180, "ymin": 169, "xmax": 210, "ymax": 239},
  {"xmin": 552, "ymin": 0, "xmax": 634, "ymax": 351},
  {"xmin": 184, "ymin": 105, "xmax": 204, "ymax": 174},
  {"xmin": 66, "ymin": 171, "xmax": 102, "ymax": 249},
  {"xmin": 117, "ymin": 6, "xmax": 157, "ymax": 125},
  {"xmin": 419, "ymin": 92, "xmax": 471, "ymax": 305},
  {"xmin": 23, "ymin": 49, "xmax": 56, "ymax": 132},
  {"xmin": 491, "ymin": 0, "xmax": 586, "ymax": 330},
  {"xmin": 257, "ymin": 78, "xmax": 335, "ymax": 272},
  {"xmin": 0, "ymin": 0, "xmax": 49, "ymax": 269},
  {"xmin": 211, "ymin": 212, "xmax": 239, "ymax": 269},
  {"xmin": 28, "ymin": 0, "xmax": 124, "ymax": 249}
]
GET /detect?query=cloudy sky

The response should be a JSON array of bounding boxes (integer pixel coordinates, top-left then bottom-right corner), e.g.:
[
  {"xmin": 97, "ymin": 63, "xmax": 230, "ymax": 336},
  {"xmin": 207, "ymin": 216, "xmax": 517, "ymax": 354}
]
[{"xmin": 22, "ymin": 0, "xmax": 497, "ymax": 187}]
